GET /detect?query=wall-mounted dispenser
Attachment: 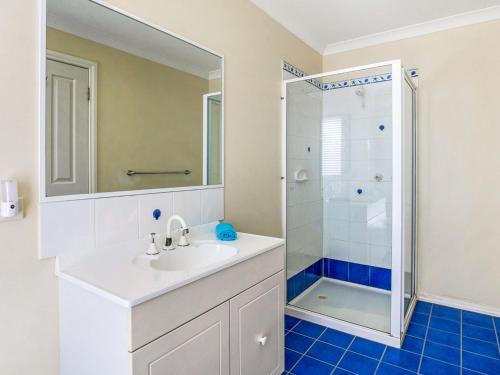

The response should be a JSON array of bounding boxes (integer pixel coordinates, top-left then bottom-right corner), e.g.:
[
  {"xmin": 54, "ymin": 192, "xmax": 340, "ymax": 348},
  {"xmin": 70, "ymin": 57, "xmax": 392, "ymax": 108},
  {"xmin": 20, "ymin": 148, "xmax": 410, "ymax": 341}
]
[{"xmin": 0, "ymin": 180, "xmax": 23, "ymax": 221}]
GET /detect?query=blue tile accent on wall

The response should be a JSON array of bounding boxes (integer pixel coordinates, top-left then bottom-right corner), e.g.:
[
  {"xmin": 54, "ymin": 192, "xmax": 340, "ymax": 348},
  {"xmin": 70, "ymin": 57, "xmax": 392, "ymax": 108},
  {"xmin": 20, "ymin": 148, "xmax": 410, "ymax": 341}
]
[
  {"xmin": 288, "ymin": 257, "xmax": 392, "ymax": 302},
  {"xmin": 283, "ymin": 300, "xmax": 500, "ymax": 375}
]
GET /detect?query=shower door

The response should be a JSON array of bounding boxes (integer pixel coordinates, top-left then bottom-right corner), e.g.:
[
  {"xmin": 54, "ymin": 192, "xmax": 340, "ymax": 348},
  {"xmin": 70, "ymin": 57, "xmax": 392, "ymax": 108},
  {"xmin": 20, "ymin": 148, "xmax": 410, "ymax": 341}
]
[{"xmin": 284, "ymin": 60, "xmax": 414, "ymax": 344}]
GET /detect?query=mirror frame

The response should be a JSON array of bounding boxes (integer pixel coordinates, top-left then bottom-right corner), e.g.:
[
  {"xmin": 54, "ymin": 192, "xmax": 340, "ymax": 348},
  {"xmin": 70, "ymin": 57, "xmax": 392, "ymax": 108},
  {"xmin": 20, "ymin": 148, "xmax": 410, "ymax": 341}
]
[{"xmin": 39, "ymin": 0, "xmax": 224, "ymax": 203}]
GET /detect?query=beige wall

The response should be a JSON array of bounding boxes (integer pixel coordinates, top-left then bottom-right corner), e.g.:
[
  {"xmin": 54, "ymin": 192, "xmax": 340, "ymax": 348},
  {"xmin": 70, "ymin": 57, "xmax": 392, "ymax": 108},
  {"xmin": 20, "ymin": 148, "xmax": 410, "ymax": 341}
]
[
  {"xmin": 47, "ymin": 27, "xmax": 208, "ymax": 191},
  {"xmin": 323, "ymin": 20, "xmax": 500, "ymax": 310},
  {"xmin": 0, "ymin": 1, "xmax": 320, "ymax": 374}
]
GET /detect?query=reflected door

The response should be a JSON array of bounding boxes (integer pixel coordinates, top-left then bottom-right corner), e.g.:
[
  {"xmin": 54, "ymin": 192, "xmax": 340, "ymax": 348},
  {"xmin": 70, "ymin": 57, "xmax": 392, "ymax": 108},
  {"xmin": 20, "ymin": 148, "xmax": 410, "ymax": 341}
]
[{"xmin": 46, "ymin": 58, "xmax": 91, "ymax": 196}]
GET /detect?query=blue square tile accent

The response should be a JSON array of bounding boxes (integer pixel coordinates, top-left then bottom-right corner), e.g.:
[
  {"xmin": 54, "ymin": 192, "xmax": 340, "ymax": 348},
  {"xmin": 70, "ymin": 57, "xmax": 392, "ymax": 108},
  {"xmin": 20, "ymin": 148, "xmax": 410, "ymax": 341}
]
[
  {"xmin": 382, "ymin": 347, "xmax": 421, "ymax": 372},
  {"xmin": 424, "ymin": 340, "xmax": 460, "ymax": 365},
  {"xmin": 462, "ymin": 336, "xmax": 500, "ymax": 359},
  {"xmin": 420, "ymin": 356, "xmax": 460, "ymax": 375},
  {"xmin": 349, "ymin": 337, "xmax": 385, "ymax": 359},
  {"xmin": 426, "ymin": 328, "xmax": 460, "ymax": 348},
  {"xmin": 462, "ymin": 323, "xmax": 497, "ymax": 342},
  {"xmin": 377, "ymin": 362, "xmax": 415, "ymax": 374},
  {"xmin": 462, "ymin": 310, "xmax": 494, "ymax": 329},
  {"xmin": 323, "ymin": 258, "xmax": 330, "ymax": 277},
  {"xmin": 338, "ymin": 351, "xmax": 379, "ymax": 375},
  {"xmin": 429, "ymin": 316, "xmax": 460, "ymax": 334},
  {"xmin": 369, "ymin": 266, "xmax": 391, "ymax": 290},
  {"xmin": 285, "ymin": 332, "xmax": 314, "ymax": 353},
  {"xmin": 319, "ymin": 328, "xmax": 354, "ymax": 348},
  {"xmin": 401, "ymin": 335, "xmax": 424, "ymax": 353},
  {"xmin": 285, "ymin": 315, "xmax": 300, "ymax": 330},
  {"xmin": 432, "ymin": 305, "xmax": 461, "ymax": 321},
  {"xmin": 313, "ymin": 258, "xmax": 322, "ymax": 276},
  {"xmin": 410, "ymin": 312, "xmax": 429, "ymax": 325},
  {"xmin": 285, "ymin": 348, "xmax": 301, "ymax": 370},
  {"xmin": 462, "ymin": 351, "xmax": 500, "ymax": 374},
  {"xmin": 348, "ymin": 262, "xmax": 369, "ymax": 285},
  {"xmin": 331, "ymin": 259, "xmax": 349, "ymax": 281},
  {"xmin": 292, "ymin": 320, "xmax": 326, "ymax": 339},
  {"xmin": 306, "ymin": 341, "xmax": 344, "ymax": 365},
  {"xmin": 414, "ymin": 301, "xmax": 432, "ymax": 315},
  {"xmin": 292, "ymin": 355, "xmax": 334, "ymax": 375},
  {"xmin": 407, "ymin": 323, "xmax": 427, "ymax": 338}
]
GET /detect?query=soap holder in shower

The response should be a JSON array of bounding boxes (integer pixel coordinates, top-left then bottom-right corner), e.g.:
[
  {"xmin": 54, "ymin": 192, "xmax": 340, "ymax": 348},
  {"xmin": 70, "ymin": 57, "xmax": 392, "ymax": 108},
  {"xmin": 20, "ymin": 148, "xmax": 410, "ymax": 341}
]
[{"xmin": 294, "ymin": 169, "xmax": 309, "ymax": 182}]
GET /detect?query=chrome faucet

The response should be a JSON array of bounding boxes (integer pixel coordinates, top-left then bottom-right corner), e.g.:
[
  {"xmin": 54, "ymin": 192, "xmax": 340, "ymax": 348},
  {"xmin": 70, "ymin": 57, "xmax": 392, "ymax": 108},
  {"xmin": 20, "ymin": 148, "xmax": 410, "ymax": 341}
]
[{"xmin": 163, "ymin": 215, "xmax": 190, "ymax": 251}]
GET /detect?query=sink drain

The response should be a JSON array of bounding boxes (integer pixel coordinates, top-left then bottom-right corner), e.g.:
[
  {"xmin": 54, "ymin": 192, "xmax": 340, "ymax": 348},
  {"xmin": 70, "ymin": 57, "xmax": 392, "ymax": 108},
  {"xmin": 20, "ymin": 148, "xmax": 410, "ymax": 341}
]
[{"xmin": 317, "ymin": 295, "xmax": 328, "ymax": 300}]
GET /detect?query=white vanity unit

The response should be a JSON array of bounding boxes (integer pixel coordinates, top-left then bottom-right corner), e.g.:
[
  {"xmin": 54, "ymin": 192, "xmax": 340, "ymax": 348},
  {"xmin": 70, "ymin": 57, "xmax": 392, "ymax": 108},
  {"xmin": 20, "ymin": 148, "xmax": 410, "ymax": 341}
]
[{"xmin": 56, "ymin": 228, "xmax": 285, "ymax": 375}]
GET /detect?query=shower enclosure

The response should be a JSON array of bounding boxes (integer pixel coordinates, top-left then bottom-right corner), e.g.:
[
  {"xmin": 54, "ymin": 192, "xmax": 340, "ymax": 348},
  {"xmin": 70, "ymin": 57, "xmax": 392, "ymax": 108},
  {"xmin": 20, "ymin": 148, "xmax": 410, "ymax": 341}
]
[{"xmin": 282, "ymin": 60, "xmax": 417, "ymax": 347}]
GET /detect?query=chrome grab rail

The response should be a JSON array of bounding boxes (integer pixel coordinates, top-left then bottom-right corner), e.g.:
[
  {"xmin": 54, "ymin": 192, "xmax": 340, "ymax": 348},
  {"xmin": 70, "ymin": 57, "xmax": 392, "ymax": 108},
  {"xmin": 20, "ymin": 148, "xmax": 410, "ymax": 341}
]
[{"xmin": 126, "ymin": 169, "xmax": 191, "ymax": 176}]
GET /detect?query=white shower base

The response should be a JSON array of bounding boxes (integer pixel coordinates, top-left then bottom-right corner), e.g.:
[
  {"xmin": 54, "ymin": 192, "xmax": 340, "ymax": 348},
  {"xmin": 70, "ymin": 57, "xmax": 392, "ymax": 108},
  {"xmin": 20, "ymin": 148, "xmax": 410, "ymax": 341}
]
[{"xmin": 289, "ymin": 277, "xmax": 391, "ymax": 333}]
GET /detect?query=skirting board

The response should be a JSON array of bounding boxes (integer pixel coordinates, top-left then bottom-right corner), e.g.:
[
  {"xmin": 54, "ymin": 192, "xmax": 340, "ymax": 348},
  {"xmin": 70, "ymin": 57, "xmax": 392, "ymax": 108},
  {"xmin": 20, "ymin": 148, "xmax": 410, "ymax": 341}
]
[{"xmin": 418, "ymin": 293, "xmax": 500, "ymax": 317}]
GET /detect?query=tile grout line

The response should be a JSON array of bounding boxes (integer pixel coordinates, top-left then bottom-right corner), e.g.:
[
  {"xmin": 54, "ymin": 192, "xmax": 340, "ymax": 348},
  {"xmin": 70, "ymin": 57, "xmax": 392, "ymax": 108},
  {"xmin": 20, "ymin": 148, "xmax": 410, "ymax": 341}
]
[
  {"xmin": 493, "ymin": 317, "xmax": 500, "ymax": 357},
  {"xmin": 330, "ymin": 336, "xmax": 355, "ymax": 375},
  {"xmin": 288, "ymin": 325, "xmax": 328, "ymax": 374},
  {"xmin": 460, "ymin": 309, "xmax": 463, "ymax": 375},
  {"xmin": 416, "ymin": 303, "xmax": 433, "ymax": 374},
  {"xmin": 373, "ymin": 346, "xmax": 387, "ymax": 374}
]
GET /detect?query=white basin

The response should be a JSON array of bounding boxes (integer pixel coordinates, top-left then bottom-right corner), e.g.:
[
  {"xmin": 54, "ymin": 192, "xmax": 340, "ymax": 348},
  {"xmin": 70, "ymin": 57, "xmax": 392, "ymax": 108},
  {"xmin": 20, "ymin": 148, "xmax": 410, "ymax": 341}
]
[{"xmin": 150, "ymin": 243, "xmax": 238, "ymax": 272}]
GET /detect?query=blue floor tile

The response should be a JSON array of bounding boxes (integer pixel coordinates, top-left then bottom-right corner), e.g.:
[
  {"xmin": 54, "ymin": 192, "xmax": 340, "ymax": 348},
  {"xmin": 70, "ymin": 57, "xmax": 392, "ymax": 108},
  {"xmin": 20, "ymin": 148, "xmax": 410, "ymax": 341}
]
[
  {"xmin": 462, "ymin": 311, "xmax": 495, "ymax": 329},
  {"xmin": 462, "ymin": 351, "xmax": 500, "ymax": 374},
  {"xmin": 333, "ymin": 369, "xmax": 353, "ymax": 375},
  {"xmin": 285, "ymin": 332, "xmax": 314, "ymax": 353},
  {"xmin": 401, "ymin": 335, "xmax": 424, "ymax": 354},
  {"xmin": 407, "ymin": 323, "xmax": 427, "ymax": 338},
  {"xmin": 410, "ymin": 312, "xmax": 428, "ymax": 325},
  {"xmin": 462, "ymin": 335, "xmax": 500, "ymax": 359},
  {"xmin": 285, "ymin": 315, "xmax": 301, "ymax": 330},
  {"xmin": 424, "ymin": 341, "xmax": 460, "ymax": 365},
  {"xmin": 377, "ymin": 362, "xmax": 415, "ymax": 374},
  {"xmin": 349, "ymin": 337, "xmax": 385, "ymax": 359},
  {"xmin": 285, "ymin": 348, "xmax": 302, "ymax": 370},
  {"xmin": 306, "ymin": 341, "xmax": 344, "ymax": 366},
  {"xmin": 429, "ymin": 316, "xmax": 460, "ymax": 334},
  {"xmin": 462, "ymin": 323, "xmax": 497, "ymax": 343},
  {"xmin": 462, "ymin": 369, "xmax": 485, "ymax": 375},
  {"xmin": 414, "ymin": 301, "xmax": 432, "ymax": 315},
  {"xmin": 292, "ymin": 320, "xmax": 326, "ymax": 339},
  {"xmin": 339, "ymin": 351, "xmax": 379, "ymax": 375},
  {"xmin": 431, "ymin": 305, "xmax": 461, "ymax": 322},
  {"xmin": 292, "ymin": 355, "xmax": 334, "ymax": 375},
  {"xmin": 382, "ymin": 347, "xmax": 421, "ymax": 372},
  {"xmin": 420, "ymin": 357, "xmax": 460, "ymax": 375},
  {"xmin": 426, "ymin": 328, "xmax": 460, "ymax": 348},
  {"xmin": 319, "ymin": 328, "xmax": 354, "ymax": 348}
]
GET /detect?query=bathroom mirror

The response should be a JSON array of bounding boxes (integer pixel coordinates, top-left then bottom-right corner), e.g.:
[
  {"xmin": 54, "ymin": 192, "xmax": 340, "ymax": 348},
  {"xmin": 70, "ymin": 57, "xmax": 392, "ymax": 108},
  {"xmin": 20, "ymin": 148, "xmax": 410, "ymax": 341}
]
[{"xmin": 43, "ymin": 0, "xmax": 223, "ymax": 198}]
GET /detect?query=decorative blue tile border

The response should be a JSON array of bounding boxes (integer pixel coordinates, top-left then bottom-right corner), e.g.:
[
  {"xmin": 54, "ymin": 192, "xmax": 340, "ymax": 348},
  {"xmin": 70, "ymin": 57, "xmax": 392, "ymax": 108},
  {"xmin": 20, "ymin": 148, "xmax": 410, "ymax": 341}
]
[
  {"xmin": 323, "ymin": 258, "xmax": 391, "ymax": 291},
  {"xmin": 283, "ymin": 61, "xmax": 418, "ymax": 91},
  {"xmin": 287, "ymin": 258, "xmax": 391, "ymax": 302}
]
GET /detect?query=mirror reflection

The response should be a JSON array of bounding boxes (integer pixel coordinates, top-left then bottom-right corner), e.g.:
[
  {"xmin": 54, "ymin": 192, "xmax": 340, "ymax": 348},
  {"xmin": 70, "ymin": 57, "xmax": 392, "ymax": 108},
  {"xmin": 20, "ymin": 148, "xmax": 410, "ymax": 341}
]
[{"xmin": 45, "ymin": 0, "xmax": 223, "ymax": 197}]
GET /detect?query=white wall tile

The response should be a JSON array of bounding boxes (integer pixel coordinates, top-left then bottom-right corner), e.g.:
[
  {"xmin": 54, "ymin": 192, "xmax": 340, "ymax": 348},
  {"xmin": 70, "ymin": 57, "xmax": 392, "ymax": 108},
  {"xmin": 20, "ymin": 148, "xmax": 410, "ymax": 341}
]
[
  {"xmin": 95, "ymin": 196, "xmax": 139, "ymax": 246},
  {"xmin": 138, "ymin": 193, "xmax": 173, "ymax": 238},
  {"xmin": 370, "ymin": 244, "xmax": 392, "ymax": 268},
  {"xmin": 40, "ymin": 200, "xmax": 95, "ymax": 258},
  {"xmin": 201, "ymin": 188, "xmax": 224, "ymax": 223},
  {"xmin": 172, "ymin": 190, "xmax": 201, "ymax": 226},
  {"xmin": 349, "ymin": 241, "xmax": 370, "ymax": 264}
]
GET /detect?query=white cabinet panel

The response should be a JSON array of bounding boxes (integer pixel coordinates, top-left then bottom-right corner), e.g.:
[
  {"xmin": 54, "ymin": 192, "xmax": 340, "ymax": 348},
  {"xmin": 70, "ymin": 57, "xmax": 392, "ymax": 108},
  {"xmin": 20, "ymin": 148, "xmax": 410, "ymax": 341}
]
[
  {"xmin": 230, "ymin": 271, "xmax": 284, "ymax": 375},
  {"xmin": 132, "ymin": 302, "xmax": 229, "ymax": 375}
]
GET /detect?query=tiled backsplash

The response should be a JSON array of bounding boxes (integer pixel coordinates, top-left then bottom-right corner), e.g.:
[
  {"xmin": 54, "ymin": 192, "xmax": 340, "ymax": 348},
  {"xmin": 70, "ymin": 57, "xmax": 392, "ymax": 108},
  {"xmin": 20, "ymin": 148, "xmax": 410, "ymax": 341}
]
[{"xmin": 40, "ymin": 187, "xmax": 224, "ymax": 258}]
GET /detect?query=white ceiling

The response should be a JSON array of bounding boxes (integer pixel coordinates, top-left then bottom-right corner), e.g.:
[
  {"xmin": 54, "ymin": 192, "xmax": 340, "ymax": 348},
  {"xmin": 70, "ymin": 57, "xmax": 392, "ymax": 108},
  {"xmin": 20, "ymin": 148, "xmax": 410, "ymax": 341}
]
[
  {"xmin": 47, "ymin": 0, "xmax": 221, "ymax": 79},
  {"xmin": 250, "ymin": 0, "xmax": 500, "ymax": 54}
]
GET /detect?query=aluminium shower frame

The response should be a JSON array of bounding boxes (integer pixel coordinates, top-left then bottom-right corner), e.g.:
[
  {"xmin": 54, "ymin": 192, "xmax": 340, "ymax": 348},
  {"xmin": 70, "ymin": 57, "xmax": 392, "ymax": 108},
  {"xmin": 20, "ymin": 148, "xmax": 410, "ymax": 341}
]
[{"xmin": 281, "ymin": 60, "xmax": 418, "ymax": 348}]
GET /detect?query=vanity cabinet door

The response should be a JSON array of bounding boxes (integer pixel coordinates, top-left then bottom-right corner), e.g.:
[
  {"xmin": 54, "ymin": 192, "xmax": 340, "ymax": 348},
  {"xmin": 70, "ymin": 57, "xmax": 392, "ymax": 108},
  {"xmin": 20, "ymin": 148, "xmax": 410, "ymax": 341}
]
[
  {"xmin": 132, "ymin": 302, "xmax": 229, "ymax": 375},
  {"xmin": 230, "ymin": 271, "xmax": 284, "ymax": 375}
]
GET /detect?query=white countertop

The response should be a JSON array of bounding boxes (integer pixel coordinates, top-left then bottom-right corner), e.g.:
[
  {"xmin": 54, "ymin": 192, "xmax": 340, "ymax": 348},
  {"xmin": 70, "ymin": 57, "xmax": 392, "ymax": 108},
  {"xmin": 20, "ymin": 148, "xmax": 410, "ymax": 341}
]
[{"xmin": 55, "ymin": 227, "xmax": 285, "ymax": 308}]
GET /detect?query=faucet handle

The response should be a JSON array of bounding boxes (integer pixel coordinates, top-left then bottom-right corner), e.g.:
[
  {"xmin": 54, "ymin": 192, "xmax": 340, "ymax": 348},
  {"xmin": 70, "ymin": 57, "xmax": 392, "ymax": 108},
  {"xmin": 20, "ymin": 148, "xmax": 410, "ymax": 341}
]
[{"xmin": 146, "ymin": 233, "xmax": 159, "ymax": 255}]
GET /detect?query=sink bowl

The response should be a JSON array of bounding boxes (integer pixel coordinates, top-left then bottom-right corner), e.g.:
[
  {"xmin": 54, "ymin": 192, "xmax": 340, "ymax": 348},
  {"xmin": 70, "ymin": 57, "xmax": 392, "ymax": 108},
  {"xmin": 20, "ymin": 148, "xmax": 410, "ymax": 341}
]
[{"xmin": 150, "ymin": 243, "xmax": 238, "ymax": 272}]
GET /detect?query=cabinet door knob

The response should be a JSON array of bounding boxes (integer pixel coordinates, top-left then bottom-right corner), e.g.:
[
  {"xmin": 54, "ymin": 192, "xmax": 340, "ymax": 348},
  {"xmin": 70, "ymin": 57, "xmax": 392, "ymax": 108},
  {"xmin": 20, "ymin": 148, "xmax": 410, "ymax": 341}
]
[{"xmin": 257, "ymin": 335, "xmax": 268, "ymax": 346}]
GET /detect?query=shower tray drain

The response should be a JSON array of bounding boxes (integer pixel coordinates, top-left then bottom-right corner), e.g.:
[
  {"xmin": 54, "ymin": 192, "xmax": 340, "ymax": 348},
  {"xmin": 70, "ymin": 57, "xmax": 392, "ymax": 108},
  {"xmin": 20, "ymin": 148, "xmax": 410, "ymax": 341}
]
[{"xmin": 317, "ymin": 295, "xmax": 328, "ymax": 300}]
